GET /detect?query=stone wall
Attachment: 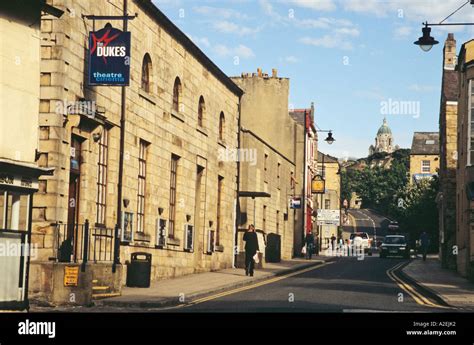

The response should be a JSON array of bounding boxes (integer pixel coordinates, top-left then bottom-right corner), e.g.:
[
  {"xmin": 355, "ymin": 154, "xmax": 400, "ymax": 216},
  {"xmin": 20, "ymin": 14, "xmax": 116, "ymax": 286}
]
[{"xmin": 31, "ymin": 0, "xmax": 241, "ymax": 301}]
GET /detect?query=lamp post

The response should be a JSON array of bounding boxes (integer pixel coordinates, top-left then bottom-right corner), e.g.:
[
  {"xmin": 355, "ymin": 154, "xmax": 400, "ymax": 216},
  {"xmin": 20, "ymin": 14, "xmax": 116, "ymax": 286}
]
[
  {"xmin": 414, "ymin": 1, "xmax": 474, "ymax": 52},
  {"xmin": 314, "ymin": 129, "xmax": 336, "ymax": 252}
]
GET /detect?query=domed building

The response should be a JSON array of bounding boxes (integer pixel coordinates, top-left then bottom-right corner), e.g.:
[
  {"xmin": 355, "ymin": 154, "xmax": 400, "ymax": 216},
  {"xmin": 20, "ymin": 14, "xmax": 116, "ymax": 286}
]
[{"xmin": 369, "ymin": 118, "xmax": 398, "ymax": 155}]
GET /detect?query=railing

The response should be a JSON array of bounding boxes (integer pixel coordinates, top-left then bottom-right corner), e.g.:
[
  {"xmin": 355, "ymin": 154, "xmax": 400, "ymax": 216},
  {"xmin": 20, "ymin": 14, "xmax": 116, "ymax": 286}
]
[{"xmin": 55, "ymin": 220, "xmax": 116, "ymax": 264}]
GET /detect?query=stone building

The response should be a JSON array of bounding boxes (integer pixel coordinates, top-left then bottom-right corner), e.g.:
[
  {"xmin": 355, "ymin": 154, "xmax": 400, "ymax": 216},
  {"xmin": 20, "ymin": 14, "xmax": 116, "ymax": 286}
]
[
  {"xmin": 30, "ymin": 0, "xmax": 242, "ymax": 305},
  {"xmin": 289, "ymin": 105, "xmax": 318, "ymax": 257},
  {"xmin": 369, "ymin": 118, "xmax": 398, "ymax": 156},
  {"xmin": 316, "ymin": 152, "xmax": 340, "ymax": 249},
  {"xmin": 0, "ymin": 0, "xmax": 62, "ymax": 310},
  {"xmin": 455, "ymin": 39, "xmax": 474, "ymax": 281},
  {"xmin": 409, "ymin": 132, "xmax": 440, "ymax": 183},
  {"xmin": 437, "ymin": 33, "xmax": 458, "ymax": 270},
  {"xmin": 231, "ymin": 69, "xmax": 300, "ymax": 262}
]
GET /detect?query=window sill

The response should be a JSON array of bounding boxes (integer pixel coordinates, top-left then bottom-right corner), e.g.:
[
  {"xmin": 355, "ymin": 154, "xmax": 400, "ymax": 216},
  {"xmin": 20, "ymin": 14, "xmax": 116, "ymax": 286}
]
[
  {"xmin": 134, "ymin": 232, "xmax": 151, "ymax": 243},
  {"xmin": 214, "ymin": 245, "xmax": 224, "ymax": 252},
  {"xmin": 167, "ymin": 237, "xmax": 181, "ymax": 246},
  {"xmin": 138, "ymin": 89, "xmax": 157, "ymax": 105},
  {"xmin": 171, "ymin": 109, "xmax": 185, "ymax": 122},
  {"xmin": 196, "ymin": 126, "xmax": 208, "ymax": 137}
]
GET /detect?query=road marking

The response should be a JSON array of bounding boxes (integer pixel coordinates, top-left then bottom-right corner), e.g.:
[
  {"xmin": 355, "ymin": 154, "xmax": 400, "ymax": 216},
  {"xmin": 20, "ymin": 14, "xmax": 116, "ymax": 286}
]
[
  {"xmin": 162, "ymin": 261, "xmax": 336, "ymax": 310},
  {"xmin": 348, "ymin": 213, "xmax": 357, "ymax": 233},
  {"xmin": 386, "ymin": 262, "xmax": 451, "ymax": 310}
]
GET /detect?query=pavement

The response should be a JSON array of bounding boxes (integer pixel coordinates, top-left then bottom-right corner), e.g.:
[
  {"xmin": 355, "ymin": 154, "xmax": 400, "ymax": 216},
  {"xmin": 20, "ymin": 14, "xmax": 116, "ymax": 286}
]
[
  {"xmin": 402, "ymin": 254, "xmax": 474, "ymax": 310},
  {"xmin": 94, "ymin": 256, "xmax": 332, "ymax": 310}
]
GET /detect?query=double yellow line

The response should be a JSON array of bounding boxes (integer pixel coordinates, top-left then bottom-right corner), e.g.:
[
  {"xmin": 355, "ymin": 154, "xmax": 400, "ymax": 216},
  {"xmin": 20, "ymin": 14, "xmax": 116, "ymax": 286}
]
[
  {"xmin": 386, "ymin": 262, "xmax": 451, "ymax": 310},
  {"xmin": 161, "ymin": 261, "xmax": 335, "ymax": 310}
]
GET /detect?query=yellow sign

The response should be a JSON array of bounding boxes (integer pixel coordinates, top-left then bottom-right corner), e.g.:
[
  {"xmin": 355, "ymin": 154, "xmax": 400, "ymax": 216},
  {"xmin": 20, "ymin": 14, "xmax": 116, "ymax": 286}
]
[
  {"xmin": 311, "ymin": 175, "xmax": 325, "ymax": 194},
  {"xmin": 64, "ymin": 266, "xmax": 79, "ymax": 287}
]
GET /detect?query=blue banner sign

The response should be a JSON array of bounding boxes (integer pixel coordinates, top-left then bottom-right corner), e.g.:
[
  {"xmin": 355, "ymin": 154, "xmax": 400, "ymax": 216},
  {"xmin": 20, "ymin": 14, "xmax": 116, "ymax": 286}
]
[{"xmin": 88, "ymin": 25, "xmax": 130, "ymax": 86}]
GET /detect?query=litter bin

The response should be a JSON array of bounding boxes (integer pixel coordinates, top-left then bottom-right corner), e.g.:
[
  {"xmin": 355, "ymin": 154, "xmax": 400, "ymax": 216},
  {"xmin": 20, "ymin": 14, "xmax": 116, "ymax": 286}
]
[
  {"xmin": 265, "ymin": 233, "xmax": 281, "ymax": 263},
  {"xmin": 126, "ymin": 252, "xmax": 152, "ymax": 288}
]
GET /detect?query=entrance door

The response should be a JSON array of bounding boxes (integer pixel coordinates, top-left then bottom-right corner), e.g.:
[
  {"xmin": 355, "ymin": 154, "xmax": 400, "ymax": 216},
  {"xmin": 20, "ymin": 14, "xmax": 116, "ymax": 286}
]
[{"xmin": 64, "ymin": 137, "xmax": 82, "ymax": 262}]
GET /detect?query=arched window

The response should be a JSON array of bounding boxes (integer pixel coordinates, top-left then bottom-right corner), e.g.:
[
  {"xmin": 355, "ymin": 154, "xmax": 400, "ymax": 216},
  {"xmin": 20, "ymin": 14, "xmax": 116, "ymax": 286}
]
[
  {"xmin": 173, "ymin": 77, "xmax": 182, "ymax": 112},
  {"xmin": 198, "ymin": 96, "xmax": 205, "ymax": 127},
  {"xmin": 219, "ymin": 112, "xmax": 225, "ymax": 141},
  {"xmin": 141, "ymin": 53, "xmax": 152, "ymax": 93}
]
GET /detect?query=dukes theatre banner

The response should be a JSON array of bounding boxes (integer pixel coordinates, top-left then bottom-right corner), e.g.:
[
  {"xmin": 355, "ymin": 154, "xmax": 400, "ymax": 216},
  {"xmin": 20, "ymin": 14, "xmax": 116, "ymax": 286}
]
[{"xmin": 88, "ymin": 25, "xmax": 131, "ymax": 86}]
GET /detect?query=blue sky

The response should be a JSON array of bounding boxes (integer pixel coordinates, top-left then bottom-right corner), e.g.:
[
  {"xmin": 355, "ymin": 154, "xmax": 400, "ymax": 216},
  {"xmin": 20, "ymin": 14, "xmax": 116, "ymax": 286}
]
[{"xmin": 153, "ymin": 0, "xmax": 474, "ymax": 158}]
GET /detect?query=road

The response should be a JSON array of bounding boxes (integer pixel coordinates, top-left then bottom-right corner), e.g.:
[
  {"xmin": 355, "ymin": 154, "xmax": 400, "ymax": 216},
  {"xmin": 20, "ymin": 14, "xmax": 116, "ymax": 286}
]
[
  {"xmin": 161, "ymin": 209, "xmax": 447, "ymax": 313},
  {"xmin": 170, "ymin": 256, "xmax": 447, "ymax": 312},
  {"xmin": 343, "ymin": 208, "xmax": 391, "ymax": 244}
]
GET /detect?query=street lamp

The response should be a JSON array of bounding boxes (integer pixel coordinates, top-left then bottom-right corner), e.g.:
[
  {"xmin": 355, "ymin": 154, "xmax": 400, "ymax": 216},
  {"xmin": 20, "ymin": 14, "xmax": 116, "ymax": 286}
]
[
  {"xmin": 325, "ymin": 131, "xmax": 335, "ymax": 145},
  {"xmin": 414, "ymin": 24, "xmax": 439, "ymax": 52},
  {"xmin": 414, "ymin": 1, "xmax": 474, "ymax": 52}
]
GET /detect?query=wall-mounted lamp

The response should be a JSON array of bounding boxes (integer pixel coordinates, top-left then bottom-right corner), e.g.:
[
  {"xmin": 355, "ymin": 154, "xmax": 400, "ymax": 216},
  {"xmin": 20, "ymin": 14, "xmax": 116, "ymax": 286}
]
[
  {"xmin": 186, "ymin": 214, "xmax": 192, "ymax": 222},
  {"xmin": 158, "ymin": 207, "xmax": 164, "ymax": 215},
  {"xmin": 123, "ymin": 198, "xmax": 130, "ymax": 208},
  {"xmin": 209, "ymin": 220, "xmax": 213, "ymax": 228},
  {"xmin": 92, "ymin": 131, "xmax": 102, "ymax": 143}
]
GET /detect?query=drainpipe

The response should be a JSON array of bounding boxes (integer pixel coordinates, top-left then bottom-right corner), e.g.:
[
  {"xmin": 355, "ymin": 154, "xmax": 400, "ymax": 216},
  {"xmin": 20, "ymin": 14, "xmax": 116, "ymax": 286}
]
[
  {"xmin": 115, "ymin": 0, "xmax": 128, "ymax": 269},
  {"xmin": 233, "ymin": 96, "xmax": 242, "ymax": 268},
  {"xmin": 302, "ymin": 110, "xmax": 307, "ymax": 250}
]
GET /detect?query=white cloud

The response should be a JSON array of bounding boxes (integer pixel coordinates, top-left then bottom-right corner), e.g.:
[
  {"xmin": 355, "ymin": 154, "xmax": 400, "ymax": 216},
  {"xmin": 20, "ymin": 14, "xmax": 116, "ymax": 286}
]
[
  {"xmin": 300, "ymin": 35, "xmax": 353, "ymax": 50},
  {"xmin": 393, "ymin": 26, "xmax": 413, "ymax": 39},
  {"xmin": 294, "ymin": 17, "xmax": 354, "ymax": 29},
  {"xmin": 334, "ymin": 27, "xmax": 360, "ymax": 37},
  {"xmin": 408, "ymin": 84, "xmax": 437, "ymax": 92},
  {"xmin": 213, "ymin": 44, "xmax": 255, "ymax": 59},
  {"xmin": 212, "ymin": 20, "xmax": 261, "ymax": 36},
  {"xmin": 284, "ymin": 55, "xmax": 299, "ymax": 63},
  {"xmin": 283, "ymin": 0, "xmax": 337, "ymax": 12},
  {"xmin": 193, "ymin": 6, "xmax": 249, "ymax": 20}
]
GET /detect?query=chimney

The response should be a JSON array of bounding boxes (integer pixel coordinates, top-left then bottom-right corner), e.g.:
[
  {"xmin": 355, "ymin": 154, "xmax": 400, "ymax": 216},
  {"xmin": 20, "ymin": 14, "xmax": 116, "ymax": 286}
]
[
  {"xmin": 257, "ymin": 68, "xmax": 262, "ymax": 77},
  {"xmin": 444, "ymin": 33, "xmax": 457, "ymax": 70},
  {"xmin": 272, "ymin": 68, "xmax": 278, "ymax": 78}
]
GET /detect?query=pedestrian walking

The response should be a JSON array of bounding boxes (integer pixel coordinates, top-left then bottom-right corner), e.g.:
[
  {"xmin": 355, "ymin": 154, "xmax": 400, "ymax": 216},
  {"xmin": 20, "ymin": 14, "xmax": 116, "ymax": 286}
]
[
  {"xmin": 243, "ymin": 224, "xmax": 259, "ymax": 276},
  {"xmin": 305, "ymin": 232, "xmax": 315, "ymax": 260},
  {"xmin": 330, "ymin": 235, "xmax": 337, "ymax": 251},
  {"xmin": 419, "ymin": 231, "xmax": 430, "ymax": 261}
]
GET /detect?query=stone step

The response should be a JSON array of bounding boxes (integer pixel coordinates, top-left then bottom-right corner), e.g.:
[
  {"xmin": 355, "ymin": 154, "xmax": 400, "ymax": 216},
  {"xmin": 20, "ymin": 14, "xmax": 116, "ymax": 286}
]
[
  {"xmin": 92, "ymin": 286, "xmax": 110, "ymax": 292},
  {"xmin": 92, "ymin": 292, "xmax": 121, "ymax": 300}
]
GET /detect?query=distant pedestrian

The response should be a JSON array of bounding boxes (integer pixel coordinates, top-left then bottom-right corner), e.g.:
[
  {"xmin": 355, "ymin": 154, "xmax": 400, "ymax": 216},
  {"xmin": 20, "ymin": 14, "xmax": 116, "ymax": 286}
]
[
  {"xmin": 305, "ymin": 232, "xmax": 315, "ymax": 260},
  {"xmin": 330, "ymin": 235, "xmax": 337, "ymax": 250},
  {"xmin": 243, "ymin": 224, "xmax": 259, "ymax": 276},
  {"xmin": 419, "ymin": 231, "xmax": 430, "ymax": 261}
]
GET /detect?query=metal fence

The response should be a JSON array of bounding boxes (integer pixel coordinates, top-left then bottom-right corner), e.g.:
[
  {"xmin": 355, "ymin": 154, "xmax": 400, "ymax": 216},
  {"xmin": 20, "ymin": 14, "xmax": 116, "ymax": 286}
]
[{"xmin": 55, "ymin": 220, "xmax": 115, "ymax": 264}]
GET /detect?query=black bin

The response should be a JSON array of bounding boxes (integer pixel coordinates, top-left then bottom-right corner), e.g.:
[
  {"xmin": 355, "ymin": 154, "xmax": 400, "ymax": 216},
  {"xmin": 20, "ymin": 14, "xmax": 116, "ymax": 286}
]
[
  {"xmin": 126, "ymin": 252, "xmax": 152, "ymax": 288},
  {"xmin": 265, "ymin": 233, "xmax": 281, "ymax": 263}
]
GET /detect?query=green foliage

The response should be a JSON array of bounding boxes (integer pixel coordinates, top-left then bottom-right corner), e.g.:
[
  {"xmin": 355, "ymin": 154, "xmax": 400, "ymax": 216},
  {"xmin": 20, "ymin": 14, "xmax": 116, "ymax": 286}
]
[
  {"xmin": 388, "ymin": 177, "xmax": 439, "ymax": 250},
  {"xmin": 341, "ymin": 148, "xmax": 438, "ymax": 250}
]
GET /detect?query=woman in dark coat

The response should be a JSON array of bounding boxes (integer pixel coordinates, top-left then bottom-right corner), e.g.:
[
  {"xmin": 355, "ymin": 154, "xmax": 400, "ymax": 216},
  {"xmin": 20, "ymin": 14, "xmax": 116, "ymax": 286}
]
[{"xmin": 243, "ymin": 224, "xmax": 259, "ymax": 276}]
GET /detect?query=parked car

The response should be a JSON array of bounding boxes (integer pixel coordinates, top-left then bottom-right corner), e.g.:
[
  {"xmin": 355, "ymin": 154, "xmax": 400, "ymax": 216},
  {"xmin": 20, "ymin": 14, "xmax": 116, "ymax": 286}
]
[
  {"xmin": 379, "ymin": 235, "xmax": 409, "ymax": 259},
  {"xmin": 349, "ymin": 232, "xmax": 371, "ymax": 254}
]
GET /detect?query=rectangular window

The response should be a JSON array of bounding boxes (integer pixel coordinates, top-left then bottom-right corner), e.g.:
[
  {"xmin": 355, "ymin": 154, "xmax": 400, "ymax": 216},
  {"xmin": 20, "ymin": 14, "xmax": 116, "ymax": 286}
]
[
  {"xmin": 421, "ymin": 160, "xmax": 431, "ymax": 173},
  {"xmin": 96, "ymin": 129, "xmax": 108, "ymax": 226},
  {"xmin": 325, "ymin": 199, "xmax": 331, "ymax": 210},
  {"xmin": 469, "ymin": 80, "xmax": 474, "ymax": 165},
  {"xmin": 137, "ymin": 140, "xmax": 148, "ymax": 233},
  {"xmin": 263, "ymin": 205, "xmax": 267, "ymax": 232},
  {"xmin": 277, "ymin": 162, "xmax": 281, "ymax": 188},
  {"xmin": 169, "ymin": 155, "xmax": 179, "ymax": 238},
  {"xmin": 216, "ymin": 175, "xmax": 223, "ymax": 245},
  {"xmin": 276, "ymin": 210, "xmax": 280, "ymax": 234}
]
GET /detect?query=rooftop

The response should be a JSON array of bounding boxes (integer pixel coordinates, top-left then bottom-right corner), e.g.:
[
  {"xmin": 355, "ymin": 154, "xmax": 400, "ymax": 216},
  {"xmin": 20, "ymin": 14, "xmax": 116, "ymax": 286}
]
[{"xmin": 410, "ymin": 132, "xmax": 439, "ymax": 155}]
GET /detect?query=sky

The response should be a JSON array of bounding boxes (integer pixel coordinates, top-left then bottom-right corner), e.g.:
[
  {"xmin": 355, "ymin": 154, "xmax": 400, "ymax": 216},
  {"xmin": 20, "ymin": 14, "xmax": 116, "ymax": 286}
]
[{"xmin": 153, "ymin": 0, "xmax": 474, "ymax": 159}]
